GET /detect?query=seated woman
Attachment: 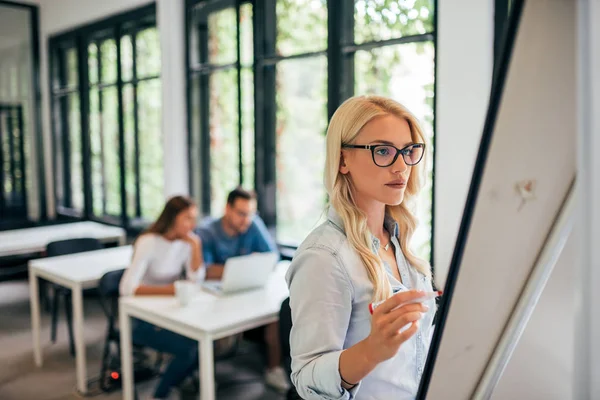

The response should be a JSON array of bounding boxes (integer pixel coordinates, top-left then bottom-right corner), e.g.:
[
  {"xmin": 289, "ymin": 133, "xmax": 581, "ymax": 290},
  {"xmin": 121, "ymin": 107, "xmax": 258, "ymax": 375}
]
[{"xmin": 120, "ymin": 195, "xmax": 203, "ymax": 400}]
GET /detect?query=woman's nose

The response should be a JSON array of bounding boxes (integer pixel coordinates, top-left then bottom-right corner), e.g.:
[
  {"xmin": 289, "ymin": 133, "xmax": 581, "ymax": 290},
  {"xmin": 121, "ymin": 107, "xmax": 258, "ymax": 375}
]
[{"xmin": 391, "ymin": 153, "xmax": 408, "ymax": 173}]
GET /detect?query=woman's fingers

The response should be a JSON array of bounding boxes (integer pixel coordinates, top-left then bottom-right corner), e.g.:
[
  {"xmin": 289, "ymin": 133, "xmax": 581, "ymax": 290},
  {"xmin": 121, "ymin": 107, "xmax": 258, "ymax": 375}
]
[
  {"xmin": 386, "ymin": 311, "xmax": 423, "ymax": 337},
  {"xmin": 375, "ymin": 290, "xmax": 424, "ymax": 314},
  {"xmin": 381, "ymin": 302, "xmax": 428, "ymax": 326},
  {"xmin": 393, "ymin": 320, "xmax": 420, "ymax": 344}
]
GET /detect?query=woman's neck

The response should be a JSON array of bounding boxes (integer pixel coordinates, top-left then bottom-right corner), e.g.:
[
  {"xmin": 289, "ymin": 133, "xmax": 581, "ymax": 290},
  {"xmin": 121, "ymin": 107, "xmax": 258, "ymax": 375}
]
[
  {"xmin": 354, "ymin": 195, "xmax": 387, "ymax": 240},
  {"xmin": 162, "ymin": 230, "xmax": 178, "ymax": 241}
]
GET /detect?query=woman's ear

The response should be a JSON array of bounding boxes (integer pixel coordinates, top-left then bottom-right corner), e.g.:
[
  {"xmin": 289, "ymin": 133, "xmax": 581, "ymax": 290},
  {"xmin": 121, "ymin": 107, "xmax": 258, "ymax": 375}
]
[{"xmin": 339, "ymin": 153, "xmax": 349, "ymax": 174}]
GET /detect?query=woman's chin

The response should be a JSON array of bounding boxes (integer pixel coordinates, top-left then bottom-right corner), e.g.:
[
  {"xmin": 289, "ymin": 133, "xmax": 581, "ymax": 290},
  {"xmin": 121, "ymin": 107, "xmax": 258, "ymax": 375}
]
[{"xmin": 382, "ymin": 193, "xmax": 405, "ymax": 207}]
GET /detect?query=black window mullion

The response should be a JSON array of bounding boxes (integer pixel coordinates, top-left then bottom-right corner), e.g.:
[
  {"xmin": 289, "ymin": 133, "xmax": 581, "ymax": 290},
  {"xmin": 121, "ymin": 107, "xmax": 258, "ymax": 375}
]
[
  {"xmin": 236, "ymin": 1, "xmax": 243, "ymax": 185},
  {"xmin": 132, "ymin": 32, "xmax": 142, "ymax": 218},
  {"xmin": 50, "ymin": 47, "xmax": 60, "ymax": 212},
  {"xmin": 17, "ymin": 106, "xmax": 27, "ymax": 213},
  {"xmin": 57, "ymin": 49, "xmax": 73, "ymax": 208},
  {"xmin": 341, "ymin": 0, "xmax": 355, "ymax": 103},
  {"xmin": 328, "ymin": 1, "xmax": 342, "ymax": 118},
  {"xmin": 198, "ymin": 19, "xmax": 211, "ymax": 216},
  {"xmin": 29, "ymin": 6, "xmax": 45, "ymax": 220},
  {"xmin": 0, "ymin": 111, "xmax": 5, "ymax": 216},
  {"xmin": 6, "ymin": 110, "xmax": 16, "ymax": 205},
  {"xmin": 115, "ymin": 26, "xmax": 128, "ymax": 228},
  {"xmin": 253, "ymin": 0, "xmax": 277, "ymax": 228},
  {"xmin": 78, "ymin": 36, "xmax": 93, "ymax": 218},
  {"xmin": 97, "ymin": 41, "xmax": 108, "ymax": 216}
]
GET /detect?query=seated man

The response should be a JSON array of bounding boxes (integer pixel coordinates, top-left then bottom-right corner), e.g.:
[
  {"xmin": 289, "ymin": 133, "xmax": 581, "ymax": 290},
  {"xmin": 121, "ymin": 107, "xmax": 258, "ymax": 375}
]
[{"xmin": 197, "ymin": 187, "xmax": 290, "ymax": 392}]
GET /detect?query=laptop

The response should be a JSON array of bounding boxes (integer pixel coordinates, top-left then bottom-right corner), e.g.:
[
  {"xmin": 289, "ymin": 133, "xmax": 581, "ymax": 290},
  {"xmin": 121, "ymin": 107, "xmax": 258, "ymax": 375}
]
[{"xmin": 201, "ymin": 252, "xmax": 279, "ymax": 295}]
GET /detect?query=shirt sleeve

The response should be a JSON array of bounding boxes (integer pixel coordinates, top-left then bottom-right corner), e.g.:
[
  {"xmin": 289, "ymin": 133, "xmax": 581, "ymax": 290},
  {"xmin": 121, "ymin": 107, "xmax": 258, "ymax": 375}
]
[
  {"xmin": 250, "ymin": 216, "xmax": 278, "ymax": 253},
  {"xmin": 119, "ymin": 235, "xmax": 155, "ymax": 296},
  {"xmin": 285, "ymin": 246, "xmax": 362, "ymax": 400}
]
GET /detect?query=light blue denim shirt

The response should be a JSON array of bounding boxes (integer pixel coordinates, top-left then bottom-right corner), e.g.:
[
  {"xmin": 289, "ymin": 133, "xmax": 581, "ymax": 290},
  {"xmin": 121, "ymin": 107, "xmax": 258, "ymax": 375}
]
[{"xmin": 286, "ymin": 207, "xmax": 436, "ymax": 400}]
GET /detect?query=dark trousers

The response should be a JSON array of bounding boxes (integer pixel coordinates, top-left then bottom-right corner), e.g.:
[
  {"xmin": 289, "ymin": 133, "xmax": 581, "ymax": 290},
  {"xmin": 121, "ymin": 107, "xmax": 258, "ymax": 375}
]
[{"xmin": 132, "ymin": 319, "xmax": 198, "ymax": 398}]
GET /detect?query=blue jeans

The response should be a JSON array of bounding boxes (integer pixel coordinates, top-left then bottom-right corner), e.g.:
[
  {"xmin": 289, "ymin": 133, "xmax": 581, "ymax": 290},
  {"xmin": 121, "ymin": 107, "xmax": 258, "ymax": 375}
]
[{"xmin": 132, "ymin": 319, "xmax": 198, "ymax": 398}]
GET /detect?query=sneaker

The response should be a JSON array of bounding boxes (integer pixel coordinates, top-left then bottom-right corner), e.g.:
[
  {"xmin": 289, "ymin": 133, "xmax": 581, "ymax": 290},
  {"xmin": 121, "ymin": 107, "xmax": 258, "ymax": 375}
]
[{"xmin": 265, "ymin": 366, "xmax": 291, "ymax": 393}]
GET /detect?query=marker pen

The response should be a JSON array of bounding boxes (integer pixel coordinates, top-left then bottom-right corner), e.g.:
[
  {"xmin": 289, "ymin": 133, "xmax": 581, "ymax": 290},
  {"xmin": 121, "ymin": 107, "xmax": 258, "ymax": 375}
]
[{"xmin": 369, "ymin": 290, "xmax": 442, "ymax": 314}]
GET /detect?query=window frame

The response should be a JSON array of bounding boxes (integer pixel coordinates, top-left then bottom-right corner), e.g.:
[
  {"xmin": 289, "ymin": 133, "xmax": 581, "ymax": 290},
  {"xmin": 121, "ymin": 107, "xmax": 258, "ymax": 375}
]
[
  {"xmin": 186, "ymin": 0, "xmax": 438, "ymax": 265},
  {"xmin": 49, "ymin": 4, "xmax": 160, "ymax": 231},
  {"xmin": 186, "ymin": 0, "xmax": 251, "ymax": 216}
]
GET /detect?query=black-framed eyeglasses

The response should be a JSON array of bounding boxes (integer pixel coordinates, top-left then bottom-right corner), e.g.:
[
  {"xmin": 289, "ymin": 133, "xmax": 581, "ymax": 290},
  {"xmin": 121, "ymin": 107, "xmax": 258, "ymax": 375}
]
[{"xmin": 342, "ymin": 143, "xmax": 426, "ymax": 167}]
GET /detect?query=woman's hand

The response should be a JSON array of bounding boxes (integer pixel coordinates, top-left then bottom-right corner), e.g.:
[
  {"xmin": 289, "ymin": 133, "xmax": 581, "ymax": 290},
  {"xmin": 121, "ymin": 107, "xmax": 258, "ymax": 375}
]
[
  {"xmin": 183, "ymin": 232, "xmax": 201, "ymax": 245},
  {"xmin": 183, "ymin": 232, "xmax": 203, "ymax": 271},
  {"xmin": 364, "ymin": 290, "xmax": 429, "ymax": 364}
]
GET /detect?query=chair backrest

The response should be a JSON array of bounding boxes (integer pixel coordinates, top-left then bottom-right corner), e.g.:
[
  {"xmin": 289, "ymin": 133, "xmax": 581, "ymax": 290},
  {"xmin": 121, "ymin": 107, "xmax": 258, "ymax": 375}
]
[
  {"xmin": 98, "ymin": 269, "xmax": 126, "ymax": 322},
  {"xmin": 279, "ymin": 297, "xmax": 293, "ymax": 377},
  {"xmin": 46, "ymin": 237, "xmax": 103, "ymax": 257}
]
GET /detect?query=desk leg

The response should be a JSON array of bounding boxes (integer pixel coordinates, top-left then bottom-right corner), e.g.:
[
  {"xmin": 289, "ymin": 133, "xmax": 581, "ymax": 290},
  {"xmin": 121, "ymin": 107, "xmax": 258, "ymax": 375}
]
[
  {"xmin": 72, "ymin": 284, "xmax": 87, "ymax": 394},
  {"xmin": 29, "ymin": 269, "xmax": 42, "ymax": 367},
  {"xmin": 200, "ymin": 335, "xmax": 215, "ymax": 400},
  {"xmin": 120, "ymin": 305, "xmax": 134, "ymax": 400}
]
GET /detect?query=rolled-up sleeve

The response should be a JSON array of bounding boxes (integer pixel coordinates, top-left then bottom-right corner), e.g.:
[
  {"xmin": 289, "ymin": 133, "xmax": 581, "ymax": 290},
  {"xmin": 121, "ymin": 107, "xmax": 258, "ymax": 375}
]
[{"xmin": 286, "ymin": 247, "xmax": 361, "ymax": 399}]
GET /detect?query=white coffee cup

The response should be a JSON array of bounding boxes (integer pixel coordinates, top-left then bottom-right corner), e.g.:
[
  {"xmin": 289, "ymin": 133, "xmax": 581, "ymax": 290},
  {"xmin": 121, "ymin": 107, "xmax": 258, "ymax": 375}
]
[{"xmin": 174, "ymin": 280, "xmax": 196, "ymax": 306}]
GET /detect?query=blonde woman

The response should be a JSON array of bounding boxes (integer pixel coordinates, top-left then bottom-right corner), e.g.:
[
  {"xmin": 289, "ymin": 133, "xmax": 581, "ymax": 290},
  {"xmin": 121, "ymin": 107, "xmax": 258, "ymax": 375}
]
[{"xmin": 286, "ymin": 96, "xmax": 436, "ymax": 399}]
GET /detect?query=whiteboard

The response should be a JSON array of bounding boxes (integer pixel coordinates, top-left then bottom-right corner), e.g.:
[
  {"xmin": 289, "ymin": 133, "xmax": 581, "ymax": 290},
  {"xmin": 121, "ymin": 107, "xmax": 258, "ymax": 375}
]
[{"xmin": 418, "ymin": 0, "xmax": 576, "ymax": 398}]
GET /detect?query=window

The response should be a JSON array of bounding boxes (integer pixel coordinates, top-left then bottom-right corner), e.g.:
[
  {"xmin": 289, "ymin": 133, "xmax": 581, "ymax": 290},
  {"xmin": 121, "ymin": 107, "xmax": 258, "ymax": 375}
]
[
  {"xmin": 187, "ymin": 0, "xmax": 436, "ymax": 261},
  {"xmin": 50, "ymin": 42, "xmax": 83, "ymax": 215},
  {"xmin": 188, "ymin": 0, "xmax": 254, "ymax": 216},
  {"xmin": 50, "ymin": 5, "xmax": 162, "ymax": 228},
  {"xmin": 351, "ymin": 1, "xmax": 435, "ymax": 260},
  {"xmin": 274, "ymin": 0, "xmax": 328, "ymax": 244},
  {"xmin": 0, "ymin": 104, "xmax": 27, "ymax": 219}
]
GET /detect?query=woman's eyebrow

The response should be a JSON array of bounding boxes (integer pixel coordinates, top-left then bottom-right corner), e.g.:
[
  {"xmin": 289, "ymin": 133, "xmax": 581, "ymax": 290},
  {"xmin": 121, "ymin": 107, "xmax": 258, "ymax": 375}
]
[{"xmin": 367, "ymin": 139, "xmax": 415, "ymax": 147}]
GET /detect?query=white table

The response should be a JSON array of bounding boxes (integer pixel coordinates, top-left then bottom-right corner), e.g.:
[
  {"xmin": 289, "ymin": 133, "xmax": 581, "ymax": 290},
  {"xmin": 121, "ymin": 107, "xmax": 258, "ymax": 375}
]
[
  {"xmin": 119, "ymin": 262, "xmax": 290, "ymax": 400},
  {"xmin": 28, "ymin": 245, "xmax": 134, "ymax": 394},
  {"xmin": 0, "ymin": 221, "xmax": 126, "ymax": 257}
]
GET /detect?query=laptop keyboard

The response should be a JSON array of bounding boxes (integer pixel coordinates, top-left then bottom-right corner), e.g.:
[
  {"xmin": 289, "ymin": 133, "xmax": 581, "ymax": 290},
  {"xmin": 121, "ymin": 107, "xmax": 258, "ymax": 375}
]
[{"xmin": 203, "ymin": 281, "xmax": 223, "ymax": 291}]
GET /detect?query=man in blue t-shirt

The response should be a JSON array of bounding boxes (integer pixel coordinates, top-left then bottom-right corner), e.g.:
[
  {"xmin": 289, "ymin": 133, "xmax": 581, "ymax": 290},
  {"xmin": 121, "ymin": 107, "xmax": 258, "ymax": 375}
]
[
  {"xmin": 196, "ymin": 187, "xmax": 289, "ymax": 392},
  {"xmin": 197, "ymin": 188, "xmax": 277, "ymax": 278}
]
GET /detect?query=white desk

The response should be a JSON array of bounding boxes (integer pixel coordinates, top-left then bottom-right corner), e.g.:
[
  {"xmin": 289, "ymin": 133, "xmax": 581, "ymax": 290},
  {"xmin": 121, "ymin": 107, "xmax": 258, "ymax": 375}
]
[
  {"xmin": 28, "ymin": 245, "xmax": 133, "ymax": 394},
  {"xmin": 0, "ymin": 221, "xmax": 126, "ymax": 258},
  {"xmin": 119, "ymin": 262, "xmax": 290, "ymax": 400}
]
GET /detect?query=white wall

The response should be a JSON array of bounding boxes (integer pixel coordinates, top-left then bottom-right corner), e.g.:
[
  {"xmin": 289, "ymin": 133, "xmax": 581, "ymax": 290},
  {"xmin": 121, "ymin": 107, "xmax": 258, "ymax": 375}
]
[
  {"xmin": 434, "ymin": 0, "xmax": 494, "ymax": 285},
  {"xmin": 37, "ymin": 0, "xmax": 189, "ymax": 217},
  {"xmin": 39, "ymin": 0, "xmax": 152, "ymax": 34}
]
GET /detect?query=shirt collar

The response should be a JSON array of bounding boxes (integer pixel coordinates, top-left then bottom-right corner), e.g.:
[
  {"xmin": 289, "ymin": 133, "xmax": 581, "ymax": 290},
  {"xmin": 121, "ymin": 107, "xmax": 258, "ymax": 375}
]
[{"xmin": 327, "ymin": 206, "xmax": 399, "ymax": 248}]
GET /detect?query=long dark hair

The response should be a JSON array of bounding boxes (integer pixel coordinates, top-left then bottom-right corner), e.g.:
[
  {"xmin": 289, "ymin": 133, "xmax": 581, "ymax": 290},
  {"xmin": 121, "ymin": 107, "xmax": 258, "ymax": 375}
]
[{"xmin": 145, "ymin": 196, "xmax": 196, "ymax": 236}]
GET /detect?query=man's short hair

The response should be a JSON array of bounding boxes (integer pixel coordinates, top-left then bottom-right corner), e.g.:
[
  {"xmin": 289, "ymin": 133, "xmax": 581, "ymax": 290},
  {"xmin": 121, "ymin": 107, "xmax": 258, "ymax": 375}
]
[{"xmin": 227, "ymin": 187, "xmax": 256, "ymax": 206}]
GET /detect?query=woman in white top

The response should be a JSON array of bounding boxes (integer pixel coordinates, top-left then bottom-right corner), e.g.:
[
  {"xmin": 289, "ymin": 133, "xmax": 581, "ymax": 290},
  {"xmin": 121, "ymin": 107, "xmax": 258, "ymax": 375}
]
[
  {"xmin": 286, "ymin": 96, "xmax": 436, "ymax": 399},
  {"xmin": 120, "ymin": 195, "xmax": 203, "ymax": 399}
]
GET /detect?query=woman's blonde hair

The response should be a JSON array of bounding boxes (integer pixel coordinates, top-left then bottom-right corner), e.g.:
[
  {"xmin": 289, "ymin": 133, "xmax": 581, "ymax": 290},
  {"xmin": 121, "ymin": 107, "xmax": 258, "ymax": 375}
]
[{"xmin": 324, "ymin": 95, "xmax": 431, "ymax": 302}]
